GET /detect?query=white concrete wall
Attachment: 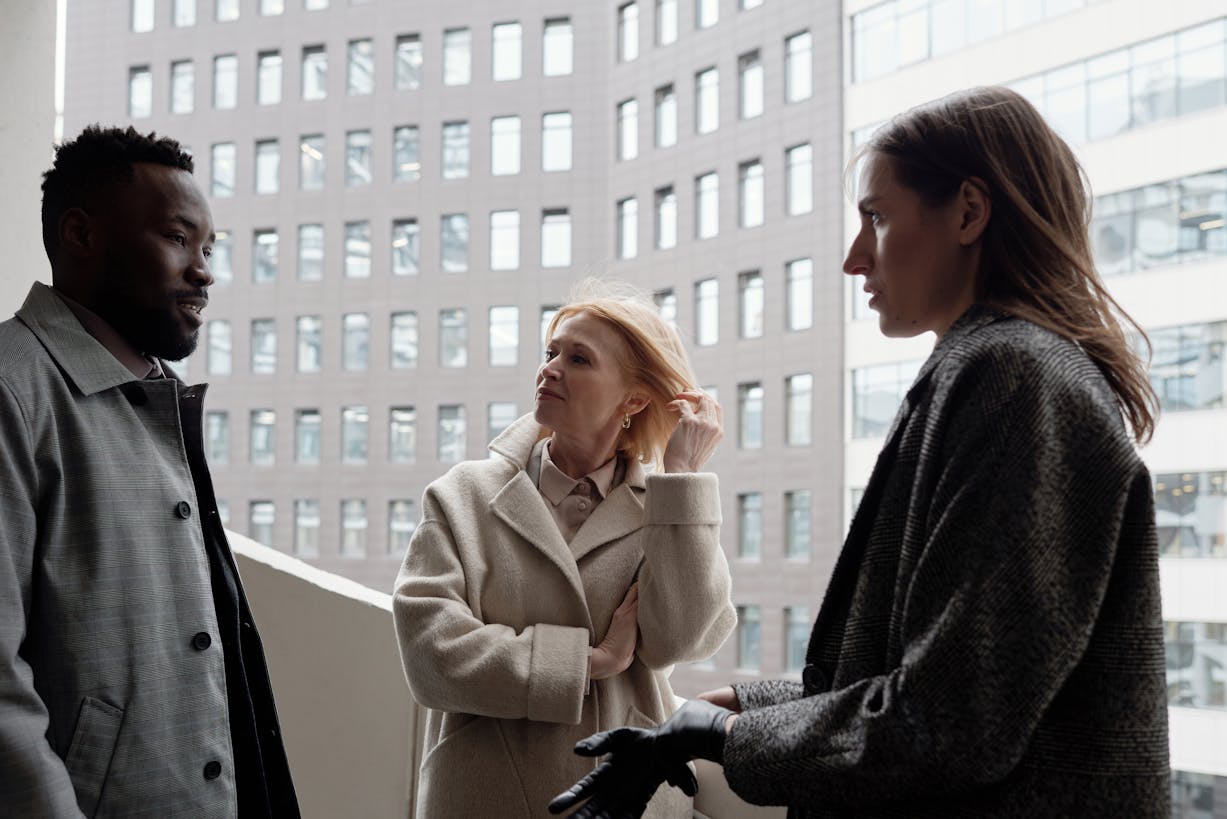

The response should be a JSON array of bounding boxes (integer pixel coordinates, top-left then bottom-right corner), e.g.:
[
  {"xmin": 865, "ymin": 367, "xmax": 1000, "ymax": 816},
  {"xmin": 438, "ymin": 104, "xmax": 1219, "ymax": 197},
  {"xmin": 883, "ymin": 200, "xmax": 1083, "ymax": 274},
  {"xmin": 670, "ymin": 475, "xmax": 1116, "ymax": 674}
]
[{"xmin": 0, "ymin": 0, "xmax": 56, "ymax": 317}]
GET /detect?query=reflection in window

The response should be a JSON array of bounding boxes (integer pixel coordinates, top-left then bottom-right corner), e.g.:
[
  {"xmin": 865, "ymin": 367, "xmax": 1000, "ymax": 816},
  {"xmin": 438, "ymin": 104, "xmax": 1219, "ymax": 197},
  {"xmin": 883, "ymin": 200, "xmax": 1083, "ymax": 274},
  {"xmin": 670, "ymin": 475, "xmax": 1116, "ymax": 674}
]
[
  {"xmin": 542, "ymin": 112, "xmax": 573, "ymax": 172},
  {"xmin": 250, "ymin": 409, "xmax": 276, "ymax": 466},
  {"xmin": 738, "ymin": 381, "xmax": 763, "ymax": 449},
  {"xmin": 441, "ymin": 214, "xmax": 469, "ymax": 272},
  {"xmin": 170, "ymin": 61, "xmax": 194, "ymax": 114},
  {"xmin": 389, "ymin": 500, "xmax": 417, "ymax": 555},
  {"xmin": 491, "ymin": 116, "xmax": 521, "ymax": 176},
  {"xmin": 340, "ymin": 499, "xmax": 367, "ymax": 557},
  {"xmin": 697, "ymin": 0, "xmax": 718, "ymax": 29},
  {"xmin": 249, "ymin": 501, "xmax": 274, "ymax": 547},
  {"xmin": 298, "ymin": 224, "xmax": 324, "ymax": 281},
  {"xmin": 786, "ymin": 258, "xmax": 813, "ymax": 331},
  {"xmin": 785, "ymin": 606, "xmax": 810, "ymax": 672},
  {"xmin": 1154, "ymin": 471, "xmax": 1227, "ymax": 558},
  {"xmin": 216, "ymin": 0, "xmax": 239, "ymax": 22},
  {"xmin": 695, "ymin": 278, "xmax": 719, "ymax": 346},
  {"xmin": 488, "ymin": 401, "xmax": 518, "ymax": 445},
  {"xmin": 1171, "ymin": 770, "xmax": 1221, "ymax": 817},
  {"xmin": 206, "ymin": 411, "xmax": 229, "ymax": 463},
  {"xmin": 655, "ymin": 187, "xmax": 677, "ymax": 250},
  {"xmin": 1146, "ymin": 322, "xmax": 1227, "ymax": 412},
  {"xmin": 393, "ymin": 125, "xmax": 421, "ymax": 181},
  {"xmin": 257, "ymin": 51, "xmax": 282, "ymax": 105},
  {"xmin": 253, "ymin": 229, "xmax": 278, "ymax": 283},
  {"xmin": 389, "ymin": 407, "xmax": 417, "ymax": 464},
  {"xmin": 618, "ymin": 98, "xmax": 639, "ymax": 161},
  {"xmin": 543, "ymin": 18, "xmax": 573, "ymax": 77},
  {"xmin": 345, "ymin": 130, "xmax": 372, "ymax": 186},
  {"xmin": 655, "ymin": 85, "xmax": 677, "ymax": 148},
  {"xmin": 657, "ymin": 0, "xmax": 677, "ymax": 46},
  {"xmin": 390, "ymin": 312, "xmax": 418, "ymax": 369},
  {"xmin": 207, "ymin": 320, "xmax": 231, "ymax": 375},
  {"xmin": 342, "ymin": 406, "xmax": 369, "ymax": 464},
  {"xmin": 173, "ymin": 0, "xmax": 195, "ymax": 27},
  {"xmin": 617, "ymin": 198, "xmax": 638, "ymax": 260},
  {"xmin": 786, "ymin": 374, "xmax": 813, "ymax": 446},
  {"xmin": 786, "ymin": 490, "xmax": 812, "ymax": 559},
  {"xmin": 442, "ymin": 121, "xmax": 470, "ymax": 180},
  {"xmin": 736, "ymin": 605, "xmax": 761, "ymax": 670},
  {"xmin": 438, "ymin": 405, "xmax": 467, "ymax": 463},
  {"xmin": 211, "ymin": 143, "xmax": 236, "ymax": 197},
  {"xmin": 294, "ymin": 499, "xmax": 320, "ymax": 558},
  {"xmin": 443, "ymin": 28, "xmax": 472, "ymax": 86},
  {"xmin": 738, "ymin": 271, "xmax": 763, "ymax": 339},
  {"xmin": 739, "ymin": 51, "xmax": 763, "ymax": 120},
  {"xmin": 391, "ymin": 219, "xmax": 419, "ymax": 276},
  {"xmin": 490, "ymin": 210, "xmax": 520, "ymax": 271},
  {"xmin": 342, "ymin": 313, "xmax": 369, "ymax": 371},
  {"xmin": 489, "ymin": 306, "xmax": 519, "ymax": 367},
  {"xmin": 302, "ymin": 45, "xmax": 327, "ymax": 101},
  {"xmin": 654, "ymin": 289, "xmax": 677, "ymax": 327},
  {"xmin": 255, "ymin": 140, "xmax": 279, "ymax": 194},
  {"xmin": 696, "ymin": 68, "xmax": 719, "ymax": 134},
  {"xmin": 853, "ymin": 360, "xmax": 923, "ymax": 438},
  {"xmin": 213, "ymin": 55, "xmax": 237, "ymax": 109},
  {"xmin": 786, "ymin": 143, "xmax": 813, "ymax": 215},
  {"xmin": 618, "ymin": 3, "xmax": 639, "ymax": 63},
  {"xmin": 344, "ymin": 221, "xmax": 371, "ymax": 279},
  {"xmin": 696, "ymin": 171, "xmax": 719, "ymax": 238},
  {"xmin": 250, "ymin": 319, "xmax": 276, "ymax": 374},
  {"xmin": 492, "ymin": 22, "xmax": 522, "ymax": 81},
  {"xmin": 211, "ymin": 231, "xmax": 233, "ymax": 284},
  {"xmin": 785, "ymin": 31, "xmax": 813, "ymax": 102},
  {"xmin": 296, "ymin": 315, "xmax": 322, "ymax": 373},
  {"xmin": 347, "ymin": 39, "xmax": 374, "ymax": 96},
  {"xmin": 541, "ymin": 209, "xmax": 571, "ymax": 267},
  {"xmin": 738, "ymin": 493, "xmax": 763, "ymax": 558},
  {"xmin": 439, "ymin": 308, "xmax": 468, "ymax": 368},
  {"xmin": 299, "ymin": 135, "xmax": 325, "ymax": 190},
  {"xmin": 739, "ymin": 160, "xmax": 764, "ymax": 228},
  {"xmin": 396, "ymin": 35, "xmax": 422, "ymax": 90},
  {"xmin": 1165, "ymin": 621, "xmax": 1227, "ymax": 709},
  {"xmin": 295, "ymin": 409, "xmax": 320, "ymax": 464}
]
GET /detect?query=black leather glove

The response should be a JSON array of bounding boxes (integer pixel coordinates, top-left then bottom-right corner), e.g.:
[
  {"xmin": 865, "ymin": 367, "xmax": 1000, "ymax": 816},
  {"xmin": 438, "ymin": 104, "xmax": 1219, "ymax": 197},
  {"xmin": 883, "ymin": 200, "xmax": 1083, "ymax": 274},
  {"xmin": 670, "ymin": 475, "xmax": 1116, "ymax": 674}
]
[{"xmin": 548, "ymin": 700, "xmax": 734, "ymax": 818}]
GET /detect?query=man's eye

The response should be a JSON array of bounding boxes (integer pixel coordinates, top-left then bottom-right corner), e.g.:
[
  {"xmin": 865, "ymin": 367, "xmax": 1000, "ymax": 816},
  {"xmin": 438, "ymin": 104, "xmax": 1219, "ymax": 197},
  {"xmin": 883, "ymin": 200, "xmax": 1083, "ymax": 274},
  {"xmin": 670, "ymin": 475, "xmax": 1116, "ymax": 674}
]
[{"xmin": 169, "ymin": 234, "xmax": 188, "ymax": 245}]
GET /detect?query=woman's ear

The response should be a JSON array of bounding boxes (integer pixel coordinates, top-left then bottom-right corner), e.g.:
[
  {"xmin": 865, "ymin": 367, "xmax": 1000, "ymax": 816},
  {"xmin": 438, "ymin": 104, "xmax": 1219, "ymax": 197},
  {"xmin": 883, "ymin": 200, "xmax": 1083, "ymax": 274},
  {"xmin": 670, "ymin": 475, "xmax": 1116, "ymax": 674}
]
[
  {"xmin": 621, "ymin": 392, "xmax": 650, "ymax": 417},
  {"xmin": 957, "ymin": 177, "xmax": 991, "ymax": 246}
]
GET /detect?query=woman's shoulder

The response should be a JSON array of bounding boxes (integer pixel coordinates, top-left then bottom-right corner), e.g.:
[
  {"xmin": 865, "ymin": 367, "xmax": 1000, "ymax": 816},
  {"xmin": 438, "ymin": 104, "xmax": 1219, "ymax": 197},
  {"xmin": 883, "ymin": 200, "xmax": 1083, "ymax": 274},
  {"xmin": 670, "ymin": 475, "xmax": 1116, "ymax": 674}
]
[{"xmin": 425, "ymin": 455, "xmax": 520, "ymax": 503}]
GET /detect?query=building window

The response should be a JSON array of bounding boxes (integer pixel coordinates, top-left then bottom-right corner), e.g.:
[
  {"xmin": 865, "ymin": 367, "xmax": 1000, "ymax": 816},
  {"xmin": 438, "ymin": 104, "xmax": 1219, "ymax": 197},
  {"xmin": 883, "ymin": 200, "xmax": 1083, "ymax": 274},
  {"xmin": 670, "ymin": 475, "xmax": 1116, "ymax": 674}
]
[
  {"xmin": 695, "ymin": 278, "xmax": 719, "ymax": 346},
  {"xmin": 617, "ymin": 99, "xmax": 639, "ymax": 162},
  {"xmin": 296, "ymin": 315, "xmax": 323, "ymax": 373},
  {"xmin": 439, "ymin": 308, "xmax": 468, "ymax": 368},
  {"xmin": 541, "ymin": 209, "xmax": 571, "ymax": 267},
  {"xmin": 786, "ymin": 258, "xmax": 813, "ymax": 331},
  {"xmin": 738, "ymin": 51, "xmax": 763, "ymax": 120},
  {"xmin": 695, "ymin": 67, "xmax": 719, "ymax": 134},
  {"xmin": 786, "ymin": 143, "xmax": 813, "ymax": 215},
  {"xmin": 1171, "ymin": 770, "xmax": 1222, "ymax": 817},
  {"xmin": 738, "ymin": 271, "xmax": 763, "ymax": 339},
  {"xmin": 301, "ymin": 45, "xmax": 327, "ymax": 101},
  {"xmin": 389, "ymin": 407, "xmax": 417, "ymax": 464},
  {"xmin": 212, "ymin": 55, "xmax": 237, "ymax": 109},
  {"xmin": 490, "ymin": 211, "xmax": 520, "ymax": 271},
  {"xmin": 250, "ymin": 409, "xmax": 276, "ymax": 465},
  {"xmin": 389, "ymin": 500, "xmax": 417, "ymax": 555},
  {"xmin": 442, "ymin": 121, "xmax": 470, "ymax": 180},
  {"xmin": 205, "ymin": 410, "xmax": 229, "ymax": 463},
  {"xmin": 254, "ymin": 140, "xmax": 280, "ymax": 194},
  {"xmin": 543, "ymin": 17, "xmax": 573, "ymax": 76},
  {"xmin": 217, "ymin": 500, "xmax": 230, "ymax": 525},
  {"xmin": 257, "ymin": 50, "xmax": 282, "ymax": 105},
  {"xmin": 488, "ymin": 401, "xmax": 518, "ymax": 445},
  {"xmin": 345, "ymin": 130, "xmax": 372, "ymax": 187},
  {"xmin": 785, "ymin": 31, "xmax": 813, "ymax": 102},
  {"xmin": 294, "ymin": 499, "xmax": 320, "ymax": 558},
  {"xmin": 216, "ymin": 0, "xmax": 240, "ymax": 22},
  {"xmin": 249, "ymin": 501, "xmax": 274, "ymax": 547},
  {"xmin": 490, "ymin": 116, "xmax": 521, "ymax": 176},
  {"xmin": 342, "ymin": 313, "xmax": 369, "ymax": 371},
  {"xmin": 540, "ymin": 306, "xmax": 561, "ymax": 354},
  {"xmin": 341, "ymin": 406, "xmax": 368, "ymax": 464},
  {"xmin": 738, "ymin": 381, "xmax": 763, "ymax": 449},
  {"xmin": 393, "ymin": 125, "xmax": 421, "ymax": 182},
  {"xmin": 1154, "ymin": 471, "xmax": 1227, "ymax": 558},
  {"xmin": 738, "ymin": 493, "xmax": 763, "ymax": 558},
  {"xmin": 340, "ymin": 499, "xmax": 367, "ymax": 557},
  {"xmin": 1148, "ymin": 322, "xmax": 1227, "ymax": 412},
  {"xmin": 343, "ymin": 221, "xmax": 371, "ymax": 279},
  {"xmin": 305, "ymin": 0, "xmax": 328, "ymax": 9},
  {"xmin": 443, "ymin": 28, "xmax": 472, "ymax": 86},
  {"xmin": 618, "ymin": 2, "xmax": 640, "ymax": 62},
  {"xmin": 170, "ymin": 61, "xmax": 194, "ymax": 114},
  {"xmin": 391, "ymin": 219, "xmax": 420, "ymax": 275},
  {"xmin": 655, "ymin": 187, "xmax": 677, "ymax": 250},
  {"xmin": 1165, "ymin": 621, "xmax": 1227, "ymax": 708},
  {"xmin": 654, "ymin": 289, "xmax": 677, "ymax": 327},
  {"xmin": 655, "ymin": 85, "xmax": 677, "ymax": 148},
  {"xmin": 736, "ymin": 605, "xmax": 761, "ymax": 670},
  {"xmin": 853, "ymin": 360, "xmax": 924, "ymax": 438},
  {"xmin": 656, "ymin": 0, "xmax": 677, "ymax": 45},
  {"xmin": 173, "ymin": 0, "xmax": 196, "ymax": 27},
  {"xmin": 542, "ymin": 112, "xmax": 573, "ymax": 172},
  {"xmin": 210, "ymin": 231, "xmax": 233, "ymax": 284},
  {"xmin": 395, "ymin": 34, "xmax": 422, "ymax": 90},
  {"xmin": 207, "ymin": 320, "xmax": 231, "ymax": 375},
  {"xmin": 696, "ymin": 171, "xmax": 719, "ymax": 239},
  {"xmin": 390, "ymin": 312, "xmax": 418, "ymax": 369},
  {"xmin": 295, "ymin": 409, "xmax": 321, "ymax": 464},
  {"xmin": 786, "ymin": 373, "xmax": 813, "ymax": 446},
  {"xmin": 210, "ymin": 142, "xmax": 235, "ymax": 198},
  {"xmin": 128, "ymin": 66, "xmax": 152, "ymax": 119},
  {"xmin": 785, "ymin": 490, "xmax": 812, "ymax": 559},
  {"xmin": 739, "ymin": 160, "xmax": 764, "ymax": 228},
  {"xmin": 297, "ymin": 224, "xmax": 324, "ymax": 282},
  {"xmin": 438, "ymin": 405, "xmax": 466, "ymax": 464},
  {"xmin": 492, "ymin": 22, "xmax": 522, "ymax": 81},
  {"xmin": 299, "ymin": 134, "xmax": 325, "ymax": 190},
  {"xmin": 250, "ymin": 319, "xmax": 276, "ymax": 374},
  {"xmin": 251, "ymin": 229, "xmax": 277, "ymax": 283},
  {"xmin": 617, "ymin": 198, "xmax": 638, "ymax": 260},
  {"xmin": 440, "ymin": 214, "xmax": 470, "ymax": 273},
  {"xmin": 259, "ymin": 0, "xmax": 283, "ymax": 15},
  {"xmin": 785, "ymin": 606, "xmax": 810, "ymax": 672},
  {"xmin": 347, "ymin": 38, "xmax": 373, "ymax": 95}
]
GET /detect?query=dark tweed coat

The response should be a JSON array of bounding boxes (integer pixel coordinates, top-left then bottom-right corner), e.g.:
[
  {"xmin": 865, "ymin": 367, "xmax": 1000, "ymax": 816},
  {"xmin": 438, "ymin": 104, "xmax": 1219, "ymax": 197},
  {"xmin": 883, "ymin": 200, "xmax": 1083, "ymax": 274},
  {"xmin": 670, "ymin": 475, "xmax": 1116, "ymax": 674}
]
[{"xmin": 723, "ymin": 306, "xmax": 1169, "ymax": 817}]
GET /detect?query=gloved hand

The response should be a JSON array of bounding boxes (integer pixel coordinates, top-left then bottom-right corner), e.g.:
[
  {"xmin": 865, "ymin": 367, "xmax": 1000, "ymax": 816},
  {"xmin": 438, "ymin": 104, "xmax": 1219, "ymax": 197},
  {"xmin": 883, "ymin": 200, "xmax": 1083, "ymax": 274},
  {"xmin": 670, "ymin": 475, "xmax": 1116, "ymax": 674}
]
[{"xmin": 548, "ymin": 699, "xmax": 735, "ymax": 818}]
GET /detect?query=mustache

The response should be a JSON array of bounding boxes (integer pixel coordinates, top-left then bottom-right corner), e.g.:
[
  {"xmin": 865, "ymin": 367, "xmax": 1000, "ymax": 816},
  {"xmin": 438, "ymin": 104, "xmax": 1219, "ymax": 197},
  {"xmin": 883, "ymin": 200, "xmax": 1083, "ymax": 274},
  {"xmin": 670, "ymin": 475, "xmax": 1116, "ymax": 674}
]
[{"xmin": 170, "ymin": 287, "xmax": 209, "ymax": 303}]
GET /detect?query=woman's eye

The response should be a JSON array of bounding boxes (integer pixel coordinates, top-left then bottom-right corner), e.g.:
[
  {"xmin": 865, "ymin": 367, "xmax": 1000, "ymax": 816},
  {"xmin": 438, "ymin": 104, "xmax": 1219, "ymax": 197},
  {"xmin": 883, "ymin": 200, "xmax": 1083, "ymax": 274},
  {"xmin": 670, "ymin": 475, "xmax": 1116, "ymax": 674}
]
[
  {"xmin": 572, "ymin": 355, "xmax": 588, "ymax": 365},
  {"xmin": 544, "ymin": 349, "xmax": 556, "ymax": 361},
  {"xmin": 203, "ymin": 246, "xmax": 213, "ymax": 258}
]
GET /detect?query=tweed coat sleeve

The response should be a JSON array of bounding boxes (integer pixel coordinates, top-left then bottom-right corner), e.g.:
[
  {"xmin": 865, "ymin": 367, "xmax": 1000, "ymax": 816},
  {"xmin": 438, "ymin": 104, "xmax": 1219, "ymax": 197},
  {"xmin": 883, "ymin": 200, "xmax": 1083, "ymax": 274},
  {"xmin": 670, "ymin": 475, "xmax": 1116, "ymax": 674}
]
[
  {"xmin": 722, "ymin": 340, "xmax": 1149, "ymax": 808},
  {"xmin": 635, "ymin": 473, "xmax": 736, "ymax": 669},
  {"xmin": 0, "ymin": 378, "xmax": 86, "ymax": 817},
  {"xmin": 392, "ymin": 480, "xmax": 591, "ymax": 726}
]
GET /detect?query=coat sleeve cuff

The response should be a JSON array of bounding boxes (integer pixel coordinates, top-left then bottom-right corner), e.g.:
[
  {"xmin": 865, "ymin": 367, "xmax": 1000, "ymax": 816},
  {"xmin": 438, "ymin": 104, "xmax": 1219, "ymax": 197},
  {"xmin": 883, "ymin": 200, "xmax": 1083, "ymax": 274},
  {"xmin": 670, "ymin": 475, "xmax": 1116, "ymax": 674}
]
[
  {"xmin": 643, "ymin": 473, "xmax": 721, "ymax": 525},
  {"xmin": 526, "ymin": 623, "xmax": 589, "ymax": 724}
]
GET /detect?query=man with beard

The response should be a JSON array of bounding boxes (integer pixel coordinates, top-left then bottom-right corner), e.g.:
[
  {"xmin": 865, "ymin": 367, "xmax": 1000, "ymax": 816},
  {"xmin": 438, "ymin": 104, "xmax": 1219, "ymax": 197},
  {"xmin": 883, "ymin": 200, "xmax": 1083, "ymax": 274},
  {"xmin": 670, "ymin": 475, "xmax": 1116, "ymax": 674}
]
[{"xmin": 0, "ymin": 126, "xmax": 299, "ymax": 817}]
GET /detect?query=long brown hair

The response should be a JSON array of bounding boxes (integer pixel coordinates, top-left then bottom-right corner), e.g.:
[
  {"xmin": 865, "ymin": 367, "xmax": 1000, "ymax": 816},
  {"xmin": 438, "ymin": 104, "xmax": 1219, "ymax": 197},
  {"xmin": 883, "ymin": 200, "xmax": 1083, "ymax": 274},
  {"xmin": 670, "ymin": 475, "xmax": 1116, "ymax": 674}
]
[{"xmin": 857, "ymin": 86, "xmax": 1157, "ymax": 442}]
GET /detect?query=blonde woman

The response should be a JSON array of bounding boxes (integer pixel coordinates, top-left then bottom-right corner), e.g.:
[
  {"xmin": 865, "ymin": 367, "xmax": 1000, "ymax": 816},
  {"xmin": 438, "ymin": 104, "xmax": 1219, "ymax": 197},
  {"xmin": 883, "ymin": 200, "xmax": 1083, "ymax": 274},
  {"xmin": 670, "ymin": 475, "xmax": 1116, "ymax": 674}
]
[
  {"xmin": 393, "ymin": 282, "xmax": 736, "ymax": 818},
  {"xmin": 553, "ymin": 86, "xmax": 1168, "ymax": 818}
]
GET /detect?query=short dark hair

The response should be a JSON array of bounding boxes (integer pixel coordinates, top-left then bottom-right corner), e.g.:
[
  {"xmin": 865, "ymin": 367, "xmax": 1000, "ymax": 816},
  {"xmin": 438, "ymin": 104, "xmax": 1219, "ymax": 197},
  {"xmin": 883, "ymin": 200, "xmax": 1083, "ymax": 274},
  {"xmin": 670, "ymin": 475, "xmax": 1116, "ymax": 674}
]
[{"xmin": 40, "ymin": 125, "xmax": 194, "ymax": 262}]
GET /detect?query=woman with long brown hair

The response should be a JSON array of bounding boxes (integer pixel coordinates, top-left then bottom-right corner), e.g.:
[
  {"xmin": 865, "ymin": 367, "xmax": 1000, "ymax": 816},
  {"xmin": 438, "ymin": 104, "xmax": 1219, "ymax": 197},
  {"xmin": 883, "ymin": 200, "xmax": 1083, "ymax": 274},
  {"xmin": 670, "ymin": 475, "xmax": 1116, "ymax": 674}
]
[{"xmin": 551, "ymin": 86, "xmax": 1169, "ymax": 818}]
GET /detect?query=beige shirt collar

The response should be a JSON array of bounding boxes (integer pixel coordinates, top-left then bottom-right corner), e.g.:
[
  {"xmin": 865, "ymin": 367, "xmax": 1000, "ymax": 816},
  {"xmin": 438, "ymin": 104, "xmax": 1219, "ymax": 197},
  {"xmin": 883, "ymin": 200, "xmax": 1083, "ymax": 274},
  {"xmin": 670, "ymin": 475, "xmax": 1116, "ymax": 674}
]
[
  {"xmin": 53, "ymin": 288, "xmax": 164, "ymax": 380},
  {"xmin": 537, "ymin": 438, "xmax": 620, "ymax": 506}
]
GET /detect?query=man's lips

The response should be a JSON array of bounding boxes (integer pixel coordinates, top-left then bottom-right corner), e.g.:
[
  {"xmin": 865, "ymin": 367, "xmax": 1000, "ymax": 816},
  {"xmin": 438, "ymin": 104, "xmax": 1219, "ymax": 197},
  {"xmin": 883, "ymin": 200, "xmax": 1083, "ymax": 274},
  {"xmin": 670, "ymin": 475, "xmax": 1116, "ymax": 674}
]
[{"xmin": 176, "ymin": 296, "xmax": 208, "ymax": 327}]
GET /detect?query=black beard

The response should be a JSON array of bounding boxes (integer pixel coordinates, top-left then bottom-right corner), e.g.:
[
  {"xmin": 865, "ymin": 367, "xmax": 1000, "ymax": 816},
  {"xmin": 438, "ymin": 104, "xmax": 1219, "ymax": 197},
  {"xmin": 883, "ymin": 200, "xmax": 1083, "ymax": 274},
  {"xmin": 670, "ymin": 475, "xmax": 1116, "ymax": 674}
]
[{"xmin": 92, "ymin": 254, "xmax": 200, "ymax": 362}]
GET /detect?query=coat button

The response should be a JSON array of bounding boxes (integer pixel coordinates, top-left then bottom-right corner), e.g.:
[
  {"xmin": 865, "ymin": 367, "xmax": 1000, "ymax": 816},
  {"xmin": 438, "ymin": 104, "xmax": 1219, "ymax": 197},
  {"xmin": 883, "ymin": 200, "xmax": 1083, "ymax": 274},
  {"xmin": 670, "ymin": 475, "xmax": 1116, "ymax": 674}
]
[
  {"xmin": 176, "ymin": 501, "xmax": 192, "ymax": 519},
  {"xmin": 192, "ymin": 632, "xmax": 212, "ymax": 651},
  {"xmin": 203, "ymin": 760, "xmax": 222, "ymax": 780},
  {"xmin": 802, "ymin": 664, "xmax": 827, "ymax": 694}
]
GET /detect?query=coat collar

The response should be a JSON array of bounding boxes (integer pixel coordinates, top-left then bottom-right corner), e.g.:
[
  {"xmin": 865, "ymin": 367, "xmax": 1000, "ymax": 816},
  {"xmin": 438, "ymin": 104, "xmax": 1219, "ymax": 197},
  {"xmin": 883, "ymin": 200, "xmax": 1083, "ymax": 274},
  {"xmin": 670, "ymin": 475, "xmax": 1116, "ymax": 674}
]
[
  {"xmin": 15, "ymin": 282, "xmax": 143, "ymax": 396},
  {"xmin": 911, "ymin": 303, "xmax": 1008, "ymax": 394}
]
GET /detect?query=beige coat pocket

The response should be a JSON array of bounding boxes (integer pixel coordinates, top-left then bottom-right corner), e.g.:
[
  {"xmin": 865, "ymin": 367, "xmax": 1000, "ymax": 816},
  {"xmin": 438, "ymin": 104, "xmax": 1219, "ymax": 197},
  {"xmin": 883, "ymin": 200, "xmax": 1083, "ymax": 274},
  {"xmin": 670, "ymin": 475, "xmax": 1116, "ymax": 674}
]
[
  {"xmin": 417, "ymin": 717, "xmax": 532, "ymax": 819},
  {"xmin": 64, "ymin": 696, "xmax": 124, "ymax": 818}
]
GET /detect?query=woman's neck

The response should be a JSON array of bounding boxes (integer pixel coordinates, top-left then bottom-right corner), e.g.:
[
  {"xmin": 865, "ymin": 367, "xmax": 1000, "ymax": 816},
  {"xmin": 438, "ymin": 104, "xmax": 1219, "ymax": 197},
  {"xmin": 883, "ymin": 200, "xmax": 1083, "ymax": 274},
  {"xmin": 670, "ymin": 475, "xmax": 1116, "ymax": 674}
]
[{"xmin": 547, "ymin": 432, "xmax": 618, "ymax": 479}]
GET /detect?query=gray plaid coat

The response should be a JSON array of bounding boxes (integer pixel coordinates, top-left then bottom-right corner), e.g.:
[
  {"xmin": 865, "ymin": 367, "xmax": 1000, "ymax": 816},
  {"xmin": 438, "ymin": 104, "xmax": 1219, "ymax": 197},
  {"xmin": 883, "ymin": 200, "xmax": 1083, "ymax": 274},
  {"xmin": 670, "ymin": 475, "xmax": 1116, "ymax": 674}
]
[
  {"xmin": 0, "ymin": 284, "xmax": 237, "ymax": 817},
  {"xmin": 724, "ymin": 307, "xmax": 1169, "ymax": 817}
]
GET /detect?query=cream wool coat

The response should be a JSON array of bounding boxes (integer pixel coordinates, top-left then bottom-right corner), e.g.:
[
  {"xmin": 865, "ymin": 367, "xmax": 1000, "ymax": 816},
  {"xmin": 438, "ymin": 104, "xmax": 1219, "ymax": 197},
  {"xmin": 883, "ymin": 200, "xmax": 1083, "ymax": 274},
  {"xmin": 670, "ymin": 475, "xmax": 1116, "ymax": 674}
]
[{"xmin": 393, "ymin": 415, "xmax": 736, "ymax": 818}]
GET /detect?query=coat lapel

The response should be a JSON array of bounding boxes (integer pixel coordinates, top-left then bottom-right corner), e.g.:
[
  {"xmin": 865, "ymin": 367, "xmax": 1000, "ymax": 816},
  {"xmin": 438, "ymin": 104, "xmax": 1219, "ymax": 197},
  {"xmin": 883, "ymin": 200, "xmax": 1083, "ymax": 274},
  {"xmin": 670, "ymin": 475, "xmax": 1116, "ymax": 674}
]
[
  {"xmin": 488, "ymin": 471, "xmax": 589, "ymax": 606},
  {"xmin": 568, "ymin": 468, "xmax": 646, "ymax": 563}
]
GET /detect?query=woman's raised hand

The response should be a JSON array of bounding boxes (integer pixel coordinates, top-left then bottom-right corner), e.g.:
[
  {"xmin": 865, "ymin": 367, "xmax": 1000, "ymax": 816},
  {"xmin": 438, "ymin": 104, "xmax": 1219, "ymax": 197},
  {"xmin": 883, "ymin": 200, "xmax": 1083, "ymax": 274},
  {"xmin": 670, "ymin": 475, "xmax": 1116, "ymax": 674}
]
[
  {"xmin": 590, "ymin": 583, "xmax": 639, "ymax": 681},
  {"xmin": 662, "ymin": 390, "xmax": 723, "ymax": 473}
]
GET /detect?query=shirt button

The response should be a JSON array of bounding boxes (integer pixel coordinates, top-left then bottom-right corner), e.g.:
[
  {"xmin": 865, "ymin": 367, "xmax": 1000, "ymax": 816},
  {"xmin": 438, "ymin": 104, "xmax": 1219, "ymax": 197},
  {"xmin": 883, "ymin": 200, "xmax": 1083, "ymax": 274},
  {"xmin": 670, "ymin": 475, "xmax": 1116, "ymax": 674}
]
[
  {"xmin": 203, "ymin": 760, "xmax": 222, "ymax": 780},
  {"xmin": 176, "ymin": 501, "xmax": 192, "ymax": 519},
  {"xmin": 577, "ymin": 501, "xmax": 588, "ymax": 511},
  {"xmin": 192, "ymin": 632, "xmax": 212, "ymax": 651}
]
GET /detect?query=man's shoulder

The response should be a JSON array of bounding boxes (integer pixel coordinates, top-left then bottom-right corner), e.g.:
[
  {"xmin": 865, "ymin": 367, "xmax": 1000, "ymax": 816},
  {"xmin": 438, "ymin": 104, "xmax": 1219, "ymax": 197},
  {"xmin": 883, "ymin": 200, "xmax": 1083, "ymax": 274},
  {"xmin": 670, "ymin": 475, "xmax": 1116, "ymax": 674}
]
[{"xmin": 0, "ymin": 314, "xmax": 61, "ymax": 396}]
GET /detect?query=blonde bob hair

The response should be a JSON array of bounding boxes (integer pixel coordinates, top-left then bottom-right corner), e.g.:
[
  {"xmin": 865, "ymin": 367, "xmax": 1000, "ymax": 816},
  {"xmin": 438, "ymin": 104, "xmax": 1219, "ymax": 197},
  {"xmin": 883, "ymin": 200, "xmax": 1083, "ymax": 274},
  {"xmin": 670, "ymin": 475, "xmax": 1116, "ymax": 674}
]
[{"xmin": 544, "ymin": 279, "xmax": 697, "ymax": 468}]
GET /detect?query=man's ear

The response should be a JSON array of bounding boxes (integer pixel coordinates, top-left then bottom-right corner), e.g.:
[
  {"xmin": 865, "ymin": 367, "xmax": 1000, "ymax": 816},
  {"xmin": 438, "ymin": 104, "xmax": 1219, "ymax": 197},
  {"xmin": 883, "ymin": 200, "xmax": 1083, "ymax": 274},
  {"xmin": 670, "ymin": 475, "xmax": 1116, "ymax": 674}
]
[
  {"xmin": 957, "ymin": 177, "xmax": 991, "ymax": 246},
  {"xmin": 58, "ymin": 207, "xmax": 98, "ymax": 259}
]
